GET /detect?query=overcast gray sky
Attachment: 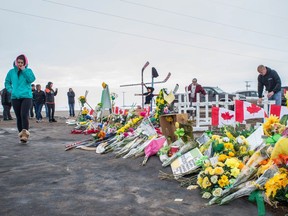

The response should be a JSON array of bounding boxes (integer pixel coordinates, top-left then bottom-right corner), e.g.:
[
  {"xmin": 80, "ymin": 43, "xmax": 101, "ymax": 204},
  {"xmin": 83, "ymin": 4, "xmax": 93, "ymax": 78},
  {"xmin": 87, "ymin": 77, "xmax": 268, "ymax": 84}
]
[{"xmin": 1, "ymin": 0, "xmax": 288, "ymax": 110}]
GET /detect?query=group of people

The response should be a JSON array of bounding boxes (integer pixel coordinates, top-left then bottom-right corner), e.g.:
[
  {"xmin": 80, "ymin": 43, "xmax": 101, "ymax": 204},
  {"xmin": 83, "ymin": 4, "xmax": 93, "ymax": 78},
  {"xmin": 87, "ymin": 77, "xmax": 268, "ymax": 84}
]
[
  {"xmin": 2, "ymin": 54, "xmax": 77, "ymax": 143},
  {"xmin": 1, "ymin": 54, "xmax": 283, "ymax": 144},
  {"xmin": 29, "ymin": 82, "xmax": 58, "ymax": 123},
  {"xmin": 185, "ymin": 65, "xmax": 282, "ymax": 107}
]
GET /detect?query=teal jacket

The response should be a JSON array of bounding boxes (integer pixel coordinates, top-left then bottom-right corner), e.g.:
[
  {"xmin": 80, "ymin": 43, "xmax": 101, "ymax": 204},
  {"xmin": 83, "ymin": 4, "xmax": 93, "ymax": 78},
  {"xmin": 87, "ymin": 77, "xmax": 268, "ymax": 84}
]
[{"xmin": 5, "ymin": 57, "xmax": 36, "ymax": 99}]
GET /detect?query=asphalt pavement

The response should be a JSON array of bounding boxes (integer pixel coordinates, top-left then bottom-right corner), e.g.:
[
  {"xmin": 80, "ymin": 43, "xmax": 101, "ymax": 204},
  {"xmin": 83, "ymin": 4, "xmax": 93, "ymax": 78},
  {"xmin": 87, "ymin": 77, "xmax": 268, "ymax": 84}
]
[{"xmin": 0, "ymin": 117, "xmax": 286, "ymax": 216}]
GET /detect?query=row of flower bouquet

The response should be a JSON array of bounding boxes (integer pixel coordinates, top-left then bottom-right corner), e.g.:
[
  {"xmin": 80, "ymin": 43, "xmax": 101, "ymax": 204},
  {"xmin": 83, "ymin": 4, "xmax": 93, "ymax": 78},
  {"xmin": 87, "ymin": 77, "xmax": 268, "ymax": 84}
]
[{"xmin": 66, "ymin": 86, "xmax": 288, "ymax": 214}]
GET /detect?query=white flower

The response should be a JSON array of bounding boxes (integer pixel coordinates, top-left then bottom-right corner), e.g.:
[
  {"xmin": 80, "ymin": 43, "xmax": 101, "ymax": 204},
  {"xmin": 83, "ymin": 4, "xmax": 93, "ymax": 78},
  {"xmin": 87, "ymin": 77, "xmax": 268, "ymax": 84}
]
[
  {"xmin": 236, "ymin": 136, "xmax": 244, "ymax": 144},
  {"xmin": 212, "ymin": 188, "xmax": 223, "ymax": 197},
  {"xmin": 210, "ymin": 175, "xmax": 218, "ymax": 184},
  {"xmin": 202, "ymin": 192, "xmax": 212, "ymax": 199},
  {"xmin": 222, "ymin": 137, "xmax": 229, "ymax": 142}
]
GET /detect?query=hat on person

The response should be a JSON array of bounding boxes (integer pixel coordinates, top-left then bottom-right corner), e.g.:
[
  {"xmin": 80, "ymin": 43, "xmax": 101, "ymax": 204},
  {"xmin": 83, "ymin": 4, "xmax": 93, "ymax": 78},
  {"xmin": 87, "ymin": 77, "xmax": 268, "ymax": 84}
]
[{"xmin": 147, "ymin": 87, "xmax": 154, "ymax": 92}]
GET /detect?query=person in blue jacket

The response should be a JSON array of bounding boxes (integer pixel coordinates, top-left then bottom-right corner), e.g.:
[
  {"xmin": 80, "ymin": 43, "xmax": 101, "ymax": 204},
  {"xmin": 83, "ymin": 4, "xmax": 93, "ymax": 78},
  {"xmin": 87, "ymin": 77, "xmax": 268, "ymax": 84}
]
[
  {"xmin": 67, "ymin": 88, "xmax": 75, "ymax": 117},
  {"xmin": 4, "ymin": 54, "xmax": 36, "ymax": 143}
]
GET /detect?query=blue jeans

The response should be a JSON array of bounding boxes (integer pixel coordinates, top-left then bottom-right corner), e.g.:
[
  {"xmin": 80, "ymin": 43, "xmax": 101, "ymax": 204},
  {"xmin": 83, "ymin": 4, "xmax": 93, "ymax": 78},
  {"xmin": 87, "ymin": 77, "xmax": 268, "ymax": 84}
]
[
  {"xmin": 68, "ymin": 103, "xmax": 75, "ymax": 116},
  {"xmin": 269, "ymin": 91, "xmax": 281, "ymax": 105},
  {"xmin": 35, "ymin": 103, "xmax": 44, "ymax": 120}
]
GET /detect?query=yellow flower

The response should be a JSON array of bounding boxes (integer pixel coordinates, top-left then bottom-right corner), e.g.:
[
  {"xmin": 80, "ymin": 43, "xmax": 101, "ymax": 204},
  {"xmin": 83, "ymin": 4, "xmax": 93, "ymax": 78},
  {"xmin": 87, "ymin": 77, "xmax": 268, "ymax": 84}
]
[
  {"xmin": 216, "ymin": 162, "xmax": 225, "ymax": 167},
  {"xmin": 165, "ymin": 116, "xmax": 173, "ymax": 122},
  {"xmin": 204, "ymin": 167, "xmax": 214, "ymax": 175},
  {"xmin": 239, "ymin": 146, "xmax": 247, "ymax": 154},
  {"xmin": 225, "ymin": 131, "xmax": 234, "ymax": 140},
  {"xmin": 225, "ymin": 158, "xmax": 240, "ymax": 169},
  {"xmin": 230, "ymin": 167, "xmax": 240, "ymax": 178},
  {"xmin": 202, "ymin": 176, "xmax": 212, "ymax": 189},
  {"xmin": 238, "ymin": 162, "xmax": 244, "ymax": 170},
  {"xmin": 218, "ymin": 175, "xmax": 229, "ymax": 188},
  {"xmin": 175, "ymin": 122, "xmax": 180, "ymax": 128},
  {"xmin": 159, "ymin": 99, "xmax": 165, "ymax": 104},
  {"xmin": 218, "ymin": 154, "xmax": 228, "ymax": 162},
  {"xmin": 263, "ymin": 115, "xmax": 280, "ymax": 136},
  {"xmin": 264, "ymin": 168, "xmax": 288, "ymax": 199},
  {"xmin": 102, "ymin": 82, "xmax": 107, "ymax": 88},
  {"xmin": 228, "ymin": 152, "xmax": 235, "ymax": 157},
  {"xmin": 211, "ymin": 135, "xmax": 220, "ymax": 141},
  {"xmin": 224, "ymin": 142, "xmax": 234, "ymax": 150},
  {"xmin": 214, "ymin": 167, "xmax": 224, "ymax": 175},
  {"xmin": 197, "ymin": 176, "xmax": 203, "ymax": 186}
]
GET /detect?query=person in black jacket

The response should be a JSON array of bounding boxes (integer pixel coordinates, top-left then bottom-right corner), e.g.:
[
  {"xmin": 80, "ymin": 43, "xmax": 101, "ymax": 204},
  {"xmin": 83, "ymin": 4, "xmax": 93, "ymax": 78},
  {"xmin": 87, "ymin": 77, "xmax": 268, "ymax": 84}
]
[
  {"xmin": 257, "ymin": 65, "xmax": 282, "ymax": 105},
  {"xmin": 143, "ymin": 86, "xmax": 155, "ymax": 105},
  {"xmin": 33, "ymin": 84, "xmax": 46, "ymax": 122},
  {"xmin": 1, "ymin": 88, "xmax": 13, "ymax": 120},
  {"xmin": 67, "ymin": 88, "xmax": 75, "ymax": 117},
  {"xmin": 45, "ymin": 82, "xmax": 58, "ymax": 123}
]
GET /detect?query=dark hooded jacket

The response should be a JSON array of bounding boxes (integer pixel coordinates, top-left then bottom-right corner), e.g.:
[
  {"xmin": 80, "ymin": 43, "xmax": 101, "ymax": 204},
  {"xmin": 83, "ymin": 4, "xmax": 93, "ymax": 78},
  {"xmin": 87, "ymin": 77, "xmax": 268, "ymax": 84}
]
[
  {"xmin": 1, "ymin": 88, "xmax": 12, "ymax": 105},
  {"xmin": 257, "ymin": 67, "xmax": 281, "ymax": 98},
  {"xmin": 45, "ymin": 82, "xmax": 58, "ymax": 104}
]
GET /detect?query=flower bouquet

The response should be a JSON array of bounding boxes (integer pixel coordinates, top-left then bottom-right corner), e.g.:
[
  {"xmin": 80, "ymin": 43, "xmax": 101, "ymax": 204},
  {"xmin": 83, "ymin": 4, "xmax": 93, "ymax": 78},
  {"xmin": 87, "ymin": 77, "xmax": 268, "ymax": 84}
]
[
  {"xmin": 154, "ymin": 89, "xmax": 168, "ymax": 122},
  {"xmin": 161, "ymin": 140, "xmax": 197, "ymax": 167},
  {"xmin": 262, "ymin": 153, "xmax": 288, "ymax": 205},
  {"xmin": 208, "ymin": 145, "xmax": 270, "ymax": 205},
  {"xmin": 220, "ymin": 165, "xmax": 278, "ymax": 204},
  {"xmin": 79, "ymin": 95, "xmax": 86, "ymax": 107},
  {"xmin": 263, "ymin": 115, "xmax": 286, "ymax": 137},
  {"xmin": 197, "ymin": 156, "xmax": 244, "ymax": 200}
]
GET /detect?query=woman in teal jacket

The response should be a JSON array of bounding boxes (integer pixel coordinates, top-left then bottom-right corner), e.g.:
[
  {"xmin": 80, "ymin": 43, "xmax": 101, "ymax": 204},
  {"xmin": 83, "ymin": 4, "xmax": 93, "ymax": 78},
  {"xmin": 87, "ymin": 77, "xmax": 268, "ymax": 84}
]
[{"xmin": 5, "ymin": 54, "xmax": 36, "ymax": 143}]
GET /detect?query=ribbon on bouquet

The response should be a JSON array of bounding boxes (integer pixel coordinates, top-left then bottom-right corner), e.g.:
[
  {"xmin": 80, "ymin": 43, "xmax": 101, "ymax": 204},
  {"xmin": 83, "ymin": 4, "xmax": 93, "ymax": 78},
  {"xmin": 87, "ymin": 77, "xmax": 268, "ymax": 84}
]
[{"xmin": 248, "ymin": 190, "xmax": 265, "ymax": 216}]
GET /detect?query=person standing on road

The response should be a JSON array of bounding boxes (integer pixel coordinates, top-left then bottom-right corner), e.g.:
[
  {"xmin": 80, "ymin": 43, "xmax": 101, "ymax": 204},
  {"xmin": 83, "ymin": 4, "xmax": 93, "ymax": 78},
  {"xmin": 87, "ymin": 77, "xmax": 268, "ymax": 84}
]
[
  {"xmin": 1, "ymin": 88, "xmax": 13, "ymax": 121},
  {"xmin": 45, "ymin": 82, "xmax": 58, "ymax": 123},
  {"xmin": 34, "ymin": 84, "xmax": 46, "ymax": 122},
  {"xmin": 4, "ymin": 54, "xmax": 36, "ymax": 143},
  {"xmin": 186, "ymin": 78, "xmax": 206, "ymax": 104},
  {"xmin": 30, "ymin": 84, "xmax": 36, "ymax": 118},
  {"xmin": 257, "ymin": 65, "xmax": 282, "ymax": 105},
  {"xmin": 67, "ymin": 88, "xmax": 75, "ymax": 117}
]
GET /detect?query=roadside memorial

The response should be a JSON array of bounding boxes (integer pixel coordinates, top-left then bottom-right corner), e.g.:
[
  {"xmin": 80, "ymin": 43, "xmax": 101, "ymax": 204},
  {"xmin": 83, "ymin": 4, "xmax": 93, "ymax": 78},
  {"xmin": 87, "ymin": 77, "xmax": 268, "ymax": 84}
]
[{"xmin": 64, "ymin": 81, "xmax": 288, "ymax": 214}]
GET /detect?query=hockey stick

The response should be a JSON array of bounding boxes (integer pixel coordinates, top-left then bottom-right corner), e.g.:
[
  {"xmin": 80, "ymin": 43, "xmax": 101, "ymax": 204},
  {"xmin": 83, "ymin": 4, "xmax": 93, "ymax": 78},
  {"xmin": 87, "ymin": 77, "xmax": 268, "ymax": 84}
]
[
  {"xmin": 141, "ymin": 61, "xmax": 150, "ymax": 108},
  {"xmin": 120, "ymin": 72, "xmax": 171, "ymax": 87},
  {"xmin": 65, "ymin": 138, "xmax": 94, "ymax": 151}
]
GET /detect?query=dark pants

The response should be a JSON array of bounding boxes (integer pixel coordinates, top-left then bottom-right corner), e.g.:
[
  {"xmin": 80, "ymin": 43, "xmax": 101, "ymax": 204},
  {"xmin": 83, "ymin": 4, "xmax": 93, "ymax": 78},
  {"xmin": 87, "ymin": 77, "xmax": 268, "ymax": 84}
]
[
  {"xmin": 45, "ymin": 103, "xmax": 49, "ymax": 118},
  {"xmin": 12, "ymin": 98, "xmax": 32, "ymax": 132},
  {"xmin": 68, "ymin": 103, "xmax": 75, "ymax": 117},
  {"xmin": 2, "ymin": 104, "xmax": 12, "ymax": 120},
  {"xmin": 47, "ymin": 103, "xmax": 55, "ymax": 121},
  {"xmin": 35, "ymin": 103, "xmax": 44, "ymax": 120},
  {"xmin": 30, "ymin": 101, "xmax": 35, "ymax": 117}
]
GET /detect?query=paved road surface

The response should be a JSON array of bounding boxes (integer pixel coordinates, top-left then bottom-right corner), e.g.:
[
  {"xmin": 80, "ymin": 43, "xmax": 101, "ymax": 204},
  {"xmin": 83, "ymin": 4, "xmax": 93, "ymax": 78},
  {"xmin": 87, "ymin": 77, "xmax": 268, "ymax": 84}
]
[{"xmin": 0, "ymin": 117, "xmax": 286, "ymax": 216}]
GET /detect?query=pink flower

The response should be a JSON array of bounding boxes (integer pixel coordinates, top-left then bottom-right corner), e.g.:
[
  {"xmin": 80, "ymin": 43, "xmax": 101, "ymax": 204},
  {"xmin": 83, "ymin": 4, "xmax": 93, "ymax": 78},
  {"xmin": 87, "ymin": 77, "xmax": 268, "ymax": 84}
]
[{"xmin": 140, "ymin": 111, "xmax": 146, "ymax": 117}]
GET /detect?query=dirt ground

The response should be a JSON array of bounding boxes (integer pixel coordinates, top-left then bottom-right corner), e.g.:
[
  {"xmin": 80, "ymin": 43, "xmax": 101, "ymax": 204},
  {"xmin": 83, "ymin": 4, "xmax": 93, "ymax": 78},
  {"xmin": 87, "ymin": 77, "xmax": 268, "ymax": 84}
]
[{"xmin": 0, "ymin": 113, "xmax": 287, "ymax": 216}]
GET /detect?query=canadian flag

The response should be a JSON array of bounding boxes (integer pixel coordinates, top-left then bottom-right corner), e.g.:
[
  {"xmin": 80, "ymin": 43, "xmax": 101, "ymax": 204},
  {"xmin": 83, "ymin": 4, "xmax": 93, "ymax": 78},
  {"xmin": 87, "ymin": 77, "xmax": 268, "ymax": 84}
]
[
  {"xmin": 270, "ymin": 104, "xmax": 288, "ymax": 119},
  {"xmin": 211, "ymin": 106, "xmax": 235, "ymax": 126},
  {"xmin": 235, "ymin": 100, "xmax": 267, "ymax": 123},
  {"xmin": 112, "ymin": 106, "xmax": 119, "ymax": 114}
]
